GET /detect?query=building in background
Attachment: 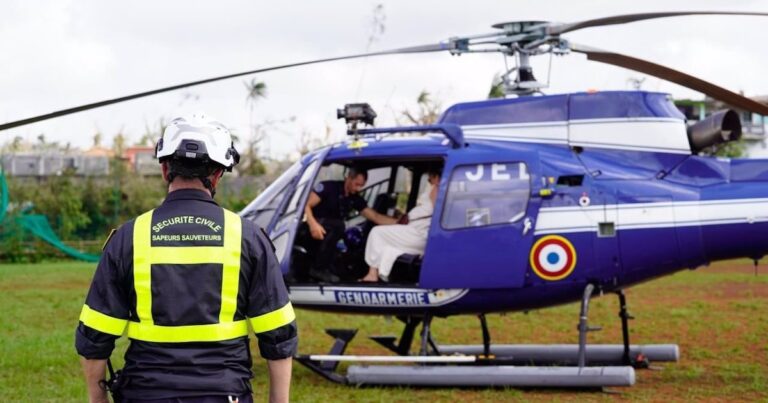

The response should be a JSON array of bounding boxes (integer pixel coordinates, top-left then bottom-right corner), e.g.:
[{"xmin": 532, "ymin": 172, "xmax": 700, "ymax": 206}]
[
  {"xmin": 1, "ymin": 145, "xmax": 160, "ymax": 177},
  {"xmin": 123, "ymin": 146, "xmax": 157, "ymax": 175}
]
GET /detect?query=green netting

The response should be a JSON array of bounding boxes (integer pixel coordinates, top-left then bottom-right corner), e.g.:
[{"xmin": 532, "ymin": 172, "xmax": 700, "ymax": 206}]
[
  {"xmin": 0, "ymin": 169, "xmax": 8, "ymax": 223},
  {"xmin": 1, "ymin": 171, "xmax": 101, "ymax": 262},
  {"xmin": 16, "ymin": 215, "xmax": 101, "ymax": 262}
]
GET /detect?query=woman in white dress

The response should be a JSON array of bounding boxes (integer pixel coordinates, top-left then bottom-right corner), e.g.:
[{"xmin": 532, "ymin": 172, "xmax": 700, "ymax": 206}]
[{"xmin": 361, "ymin": 171, "xmax": 440, "ymax": 282}]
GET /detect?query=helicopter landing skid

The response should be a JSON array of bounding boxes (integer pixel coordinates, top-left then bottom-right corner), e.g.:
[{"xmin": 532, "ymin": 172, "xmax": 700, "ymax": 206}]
[
  {"xmin": 294, "ymin": 329, "xmax": 356, "ymax": 384},
  {"xmin": 369, "ymin": 316, "xmax": 423, "ymax": 356},
  {"xmin": 297, "ymin": 343, "xmax": 636, "ymax": 387},
  {"xmin": 295, "ymin": 285, "xmax": 680, "ymax": 387},
  {"xmin": 434, "ymin": 343, "xmax": 678, "ymax": 367}
]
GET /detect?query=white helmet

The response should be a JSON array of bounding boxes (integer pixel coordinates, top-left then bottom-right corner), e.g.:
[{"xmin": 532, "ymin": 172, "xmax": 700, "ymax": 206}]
[{"xmin": 155, "ymin": 113, "xmax": 240, "ymax": 171}]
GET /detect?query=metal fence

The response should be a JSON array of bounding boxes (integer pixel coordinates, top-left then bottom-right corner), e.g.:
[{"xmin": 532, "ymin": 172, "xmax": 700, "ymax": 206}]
[
  {"xmin": 1, "ymin": 154, "xmax": 162, "ymax": 176},
  {"xmin": 0, "ymin": 154, "xmax": 109, "ymax": 176}
]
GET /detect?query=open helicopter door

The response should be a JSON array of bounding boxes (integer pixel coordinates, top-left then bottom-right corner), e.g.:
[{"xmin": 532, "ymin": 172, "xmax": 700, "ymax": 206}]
[
  {"xmin": 420, "ymin": 151, "xmax": 542, "ymax": 288},
  {"xmin": 240, "ymin": 148, "xmax": 330, "ymax": 274}
]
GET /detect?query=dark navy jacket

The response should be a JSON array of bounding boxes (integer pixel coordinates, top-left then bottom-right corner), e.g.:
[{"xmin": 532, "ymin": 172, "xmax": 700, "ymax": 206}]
[
  {"xmin": 75, "ymin": 189, "xmax": 297, "ymax": 400},
  {"xmin": 311, "ymin": 180, "xmax": 367, "ymax": 220}
]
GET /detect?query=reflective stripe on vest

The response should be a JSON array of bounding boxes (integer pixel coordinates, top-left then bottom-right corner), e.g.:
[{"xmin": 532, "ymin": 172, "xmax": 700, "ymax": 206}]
[
  {"xmin": 80, "ymin": 304, "xmax": 128, "ymax": 336},
  {"xmin": 250, "ymin": 302, "xmax": 296, "ymax": 333},
  {"xmin": 128, "ymin": 209, "xmax": 245, "ymax": 342}
]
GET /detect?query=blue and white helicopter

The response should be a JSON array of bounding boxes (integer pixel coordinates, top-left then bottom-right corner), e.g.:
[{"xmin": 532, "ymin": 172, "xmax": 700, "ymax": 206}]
[{"xmin": 3, "ymin": 11, "xmax": 768, "ymax": 389}]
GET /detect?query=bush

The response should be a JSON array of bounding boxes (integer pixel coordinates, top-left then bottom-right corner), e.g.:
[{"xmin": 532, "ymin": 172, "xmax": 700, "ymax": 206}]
[{"xmin": 1, "ymin": 164, "xmax": 268, "ymax": 262}]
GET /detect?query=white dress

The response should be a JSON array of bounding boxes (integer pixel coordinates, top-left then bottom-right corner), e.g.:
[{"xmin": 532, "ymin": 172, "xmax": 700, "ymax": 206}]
[{"xmin": 365, "ymin": 185, "xmax": 434, "ymax": 281}]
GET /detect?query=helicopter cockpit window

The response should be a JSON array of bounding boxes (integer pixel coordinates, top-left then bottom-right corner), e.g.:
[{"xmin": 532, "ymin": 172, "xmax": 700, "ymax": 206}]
[
  {"xmin": 285, "ymin": 159, "xmax": 320, "ymax": 215},
  {"xmin": 240, "ymin": 161, "xmax": 301, "ymax": 229},
  {"xmin": 312, "ymin": 165, "xmax": 393, "ymax": 226},
  {"xmin": 355, "ymin": 166, "xmax": 392, "ymax": 214},
  {"xmin": 441, "ymin": 162, "xmax": 530, "ymax": 229},
  {"xmin": 272, "ymin": 231, "xmax": 290, "ymax": 264}
]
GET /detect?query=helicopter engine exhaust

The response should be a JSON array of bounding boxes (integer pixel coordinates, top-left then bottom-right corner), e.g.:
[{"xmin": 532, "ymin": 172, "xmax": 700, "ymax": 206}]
[{"xmin": 686, "ymin": 109, "xmax": 742, "ymax": 153}]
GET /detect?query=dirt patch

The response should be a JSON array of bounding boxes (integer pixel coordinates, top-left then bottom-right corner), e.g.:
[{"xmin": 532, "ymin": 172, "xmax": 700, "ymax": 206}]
[
  {"xmin": 0, "ymin": 278, "xmax": 89, "ymax": 291},
  {"xmin": 714, "ymin": 282, "xmax": 768, "ymax": 299},
  {"xmin": 637, "ymin": 281, "xmax": 768, "ymax": 307},
  {"xmin": 709, "ymin": 261, "xmax": 765, "ymax": 273}
]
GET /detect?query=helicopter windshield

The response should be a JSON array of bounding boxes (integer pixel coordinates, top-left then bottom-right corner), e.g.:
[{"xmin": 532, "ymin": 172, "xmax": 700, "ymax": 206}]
[{"xmin": 240, "ymin": 161, "xmax": 301, "ymax": 229}]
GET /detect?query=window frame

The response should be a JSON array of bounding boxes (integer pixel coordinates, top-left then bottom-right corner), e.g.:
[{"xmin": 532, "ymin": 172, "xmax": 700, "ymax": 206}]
[
  {"xmin": 439, "ymin": 161, "xmax": 531, "ymax": 231},
  {"xmin": 239, "ymin": 161, "xmax": 302, "ymax": 230}
]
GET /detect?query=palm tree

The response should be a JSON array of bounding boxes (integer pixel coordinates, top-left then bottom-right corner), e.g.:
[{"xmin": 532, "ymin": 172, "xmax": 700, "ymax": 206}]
[
  {"xmin": 245, "ymin": 79, "xmax": 267, "ymax": 106},
  {"xmin": 244, "ymin": 79, "xmax": 267, "ymax": 131},
  {"xmin": 10, "ymin": 136, "xmax": 23, "ymax": 152},
  {"xmin": 240, "ymin": 79, "xmax": 268, "ymax": 177},
  {"xmin": 402, "ymin": 90, "xmax": 442, "ymax": 125}
]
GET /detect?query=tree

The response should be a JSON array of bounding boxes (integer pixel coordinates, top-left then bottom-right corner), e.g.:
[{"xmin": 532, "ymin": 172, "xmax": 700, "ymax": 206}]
[
  {"xmin": 296, "ymin": 124, "xmax": 334, "ymax": 155},
  {"xmin": 353, "ymin": 4, "xmax": 387, "ymax": 98},
  {"xmin": 245, "ymin": 78, "xmax": 267, "ymax": 106},
  {"xmin": 8, "ymin": 136, "xmax": 24, "ymax": 152},
  {"xmin": 367, "ymin": 4, "xmax": 386, "ymax": 49},
  {"xmin": 703, "ymin": 140, "xmax": 746, "ymax": 158},
  {"xmin": 244, "ymin": 78, "xmax": 268, "ymax": 140},
  {"xmin": 238, "ymin": 79, "xmax": 269, "ymax": 177},
  {"xmin": 140, "ymin": 118, "xmax": 167, "ymax": 146},
  {"xmin": 32, "ymin": 133, "xmax": 63, "ymax": 152},
  {"xmin": 400, "ymin": 90, "xmax": 442, "ymax": 125},
  {"xmin": 236, "ymin": 128, "xmax": 267, "ymax": 177},
  {"xmin": 626, "ymin": 77, "xmax": 646, "ymax": 90},
  {"xmin": 488, "ymin": 74, "xmax": 505, "ymax": 99},
  {"xmin": 113, "ymin": 133, "xmax": 126, "ymax": 157},
  {"xmin": 92, "ymin": 132, "xmax": 102, "ymax": 148}
]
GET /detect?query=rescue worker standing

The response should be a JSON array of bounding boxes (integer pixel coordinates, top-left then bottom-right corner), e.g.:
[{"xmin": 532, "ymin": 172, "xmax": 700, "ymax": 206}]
[
  {"xmin": 75, "ymin": 114, "xmax": 297, "ymax": 403},
  {"xmin": 302, "ymin": 168, "xmax": 397, "ymax": 282}
]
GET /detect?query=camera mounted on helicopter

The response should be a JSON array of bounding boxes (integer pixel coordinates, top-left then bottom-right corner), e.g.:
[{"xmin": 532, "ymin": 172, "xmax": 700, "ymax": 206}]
[{"xmin": 337, "ymin": 103, "xmax": 377, "ymax": 135}]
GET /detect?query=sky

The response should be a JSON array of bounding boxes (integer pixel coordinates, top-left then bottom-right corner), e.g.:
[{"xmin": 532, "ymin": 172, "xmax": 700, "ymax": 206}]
[{"xmin": 1, "ymin": 0, "xmax": 766, "ymax": 158}]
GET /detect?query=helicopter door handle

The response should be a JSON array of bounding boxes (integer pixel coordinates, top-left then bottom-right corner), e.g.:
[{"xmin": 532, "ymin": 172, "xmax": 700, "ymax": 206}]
[{"xmin": 523, "ymin": 217, "xmax": 533, "ymax": 236}]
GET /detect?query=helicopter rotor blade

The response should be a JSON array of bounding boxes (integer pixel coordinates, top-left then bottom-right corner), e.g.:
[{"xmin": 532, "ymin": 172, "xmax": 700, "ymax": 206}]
[
  {"xmin": 570, "ymin": 43, "xmax": 768, "ymax": 116},
  {"xmin": 549, "ymin": 11, "xmax": 768, "ymax": 35},
  {"xmin": 0, "ymin": 43, "xmax": 449, "ymax": 132}
]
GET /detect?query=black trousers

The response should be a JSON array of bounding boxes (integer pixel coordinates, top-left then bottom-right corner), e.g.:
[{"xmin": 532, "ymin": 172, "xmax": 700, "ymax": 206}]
[
  {"xmin": 122, "ymin": 394, "xmax": 253, "ymax": 403},
  {"xmin": 302, "ymin": 217, "xmax": 345, "ymax": 273}
]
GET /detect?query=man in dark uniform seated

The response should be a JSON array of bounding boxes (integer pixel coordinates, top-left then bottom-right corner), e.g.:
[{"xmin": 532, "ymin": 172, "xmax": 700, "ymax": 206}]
[{"xmin": 302, "ymin": 167, "xmax": 396, "ymax": 282}]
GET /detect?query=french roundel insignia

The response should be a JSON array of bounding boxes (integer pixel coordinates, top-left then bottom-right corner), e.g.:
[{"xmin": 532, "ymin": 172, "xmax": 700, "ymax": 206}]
[{"xmin": 529, "ymin": 235, "xmax": 577, "ymax": 281}]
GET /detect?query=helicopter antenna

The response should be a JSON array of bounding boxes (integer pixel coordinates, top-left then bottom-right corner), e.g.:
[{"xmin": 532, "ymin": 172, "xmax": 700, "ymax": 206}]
[{"xmin": 546, "ymin": 50, "xmax": 554, "ymax": 90}]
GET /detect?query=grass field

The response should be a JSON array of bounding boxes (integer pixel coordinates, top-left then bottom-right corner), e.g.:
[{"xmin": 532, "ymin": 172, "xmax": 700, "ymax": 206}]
[{"xmin": 1, "ymin": 261, "xmax": 766, "ymax": 402}]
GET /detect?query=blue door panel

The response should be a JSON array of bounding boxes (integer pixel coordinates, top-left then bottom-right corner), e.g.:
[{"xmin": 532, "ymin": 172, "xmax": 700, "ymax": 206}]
[{"xmin": 420, "ymin": 150, "xmax": 542, "ymax": 289}]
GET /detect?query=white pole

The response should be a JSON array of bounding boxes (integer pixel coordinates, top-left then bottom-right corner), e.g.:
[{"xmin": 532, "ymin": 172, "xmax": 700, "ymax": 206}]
[{"xmin": 307, "ymin": 355, "xmax": 476, "ymax": 363}]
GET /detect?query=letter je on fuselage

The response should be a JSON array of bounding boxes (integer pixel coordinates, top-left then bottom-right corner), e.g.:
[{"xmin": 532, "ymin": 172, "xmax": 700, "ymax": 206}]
[{"xmin": 466, "ymin": 164, "xmax": 483, "ymax": 181}]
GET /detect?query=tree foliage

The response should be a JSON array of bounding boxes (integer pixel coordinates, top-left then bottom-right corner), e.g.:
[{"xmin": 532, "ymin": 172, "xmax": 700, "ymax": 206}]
[
  {"xmin": 400, "ymin": 90, "xmax": 442, "ymax": 125},
  {"xmin": 488, "ymin": 74, "xmax": 505, "ymax": 99},
  {"xmin": 236, "ymin": 78, "xmax": 270, "ymax": 176},
  {"xmin": 701, "ymin": 140, "xmax": 747, "ymax": 158},
  {"xmin": 0, "ymin": 78, "xmax": 300, "ymax": 260}
]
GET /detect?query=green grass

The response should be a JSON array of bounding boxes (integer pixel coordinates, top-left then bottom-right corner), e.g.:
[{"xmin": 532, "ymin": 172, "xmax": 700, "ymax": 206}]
[{"xmin": 0, "ymin": 260, "xmax": 766, "ymax": 402}]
